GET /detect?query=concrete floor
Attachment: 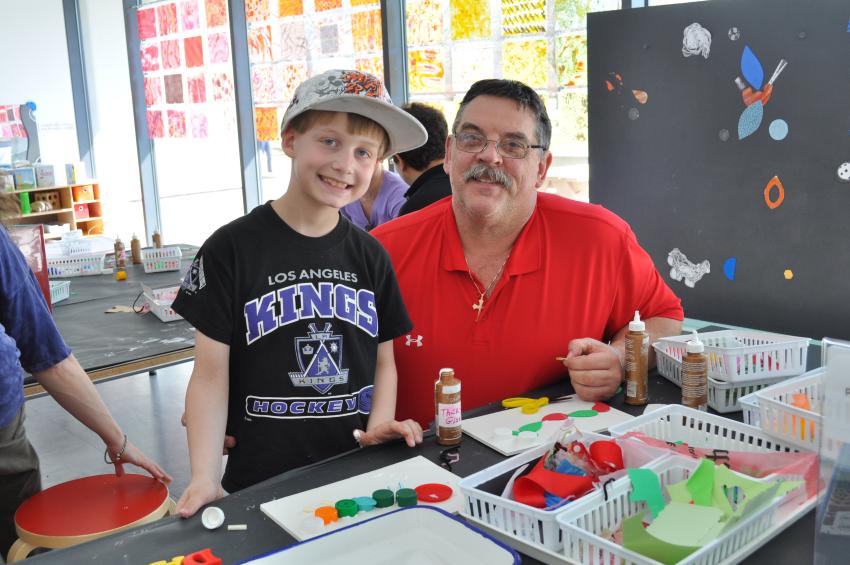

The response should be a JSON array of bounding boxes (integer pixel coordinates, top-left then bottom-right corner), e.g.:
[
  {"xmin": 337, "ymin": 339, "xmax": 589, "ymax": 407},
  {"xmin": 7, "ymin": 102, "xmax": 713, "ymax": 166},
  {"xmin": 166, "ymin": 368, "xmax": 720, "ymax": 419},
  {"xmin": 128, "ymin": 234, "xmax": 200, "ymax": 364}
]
[{"xmin": 23, "ymin": 361, "xmax": 195, "ymax": 499}]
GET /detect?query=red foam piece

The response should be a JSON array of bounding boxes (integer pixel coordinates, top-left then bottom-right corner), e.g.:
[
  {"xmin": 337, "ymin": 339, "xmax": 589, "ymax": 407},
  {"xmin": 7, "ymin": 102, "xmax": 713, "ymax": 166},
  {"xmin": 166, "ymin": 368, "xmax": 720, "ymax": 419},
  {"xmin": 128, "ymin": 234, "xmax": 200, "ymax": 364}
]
[
  {"xmin": 513, "ymin": 455, "xmax": 594, "ymax": 508},
  {"xmin": 415, "ymin": 483, "xmax": 453, "ymax": 503},
  {"xmin": 184, "ymin": 548, "xmax": 222, "ymax": 565},
  {"xmin": 592, "ymin": 402, "xmax": 611, "ymax": 413},
  {"xmin": 589, "ymin": 440, "xmax": 624, "ymax": 472},
  {"xmin": 542, "ymin": 412, "xmax": 568, "ymax": 421},
  {"xmin": 15, "ymin": 474, "xmax": 168, "ymax": 537}
]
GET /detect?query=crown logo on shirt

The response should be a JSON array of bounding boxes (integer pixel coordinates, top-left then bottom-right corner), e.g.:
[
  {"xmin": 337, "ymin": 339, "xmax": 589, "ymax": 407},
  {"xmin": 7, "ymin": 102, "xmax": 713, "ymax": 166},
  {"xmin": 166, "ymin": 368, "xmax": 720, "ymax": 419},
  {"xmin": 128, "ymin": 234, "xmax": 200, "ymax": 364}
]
[{"xmin": 302, "ymin": 344, "xmax": 314, "ymax": 355}]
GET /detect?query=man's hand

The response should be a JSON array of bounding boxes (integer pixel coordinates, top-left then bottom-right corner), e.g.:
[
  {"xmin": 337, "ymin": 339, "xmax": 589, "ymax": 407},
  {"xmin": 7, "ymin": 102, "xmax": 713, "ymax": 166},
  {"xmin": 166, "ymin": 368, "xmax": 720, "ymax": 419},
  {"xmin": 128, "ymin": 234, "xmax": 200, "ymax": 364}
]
[
  {"xmin": 175, "ymin": 477, "xmax": 224, "ymax": 518},
  {"xmin": 357, "ymin": 419, "xmax": 424, "ymax": 448},
  {"xmin": 181, "ymin": 411, "xmax": 236, "ymax": 455},
  {"xmin": 562, "ymin": 338, "xmax": 623, "ymax": 401}
]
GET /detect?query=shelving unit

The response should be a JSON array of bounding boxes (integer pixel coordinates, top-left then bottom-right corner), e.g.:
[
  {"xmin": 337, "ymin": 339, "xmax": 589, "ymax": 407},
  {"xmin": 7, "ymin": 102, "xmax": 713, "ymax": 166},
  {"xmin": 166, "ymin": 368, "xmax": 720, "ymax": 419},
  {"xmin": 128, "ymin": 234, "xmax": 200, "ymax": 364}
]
[{"xmin": 9, "ymin": 181, "xmax": 103, "ymax": 237}]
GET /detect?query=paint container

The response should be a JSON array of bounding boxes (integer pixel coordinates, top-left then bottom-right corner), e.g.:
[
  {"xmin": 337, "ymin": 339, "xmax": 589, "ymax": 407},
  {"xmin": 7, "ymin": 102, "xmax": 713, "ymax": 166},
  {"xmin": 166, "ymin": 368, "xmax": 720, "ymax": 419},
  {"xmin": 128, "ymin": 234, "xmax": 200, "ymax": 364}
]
[
  {"xmin": 681, "ymin": 330, "xmax": 708, "ymax": 411},
  {"xmin": 201, "ymin": 506, "xmax": 225, "ymax": 530},
  {"xmin": 624, "ymin": 310, "xmax": 649, "ymax": 405},
  {"xmin": 435, "ymin": 368, "xmax": 462, "ymax": 446}
]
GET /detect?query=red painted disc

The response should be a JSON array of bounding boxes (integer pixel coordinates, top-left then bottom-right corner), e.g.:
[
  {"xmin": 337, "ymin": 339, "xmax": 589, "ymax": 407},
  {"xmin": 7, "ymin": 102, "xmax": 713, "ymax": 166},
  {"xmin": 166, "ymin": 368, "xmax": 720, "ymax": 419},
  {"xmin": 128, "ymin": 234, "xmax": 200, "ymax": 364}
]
[
  {"xmin": 15, "ymin": 474, "xmax": 168, "ymax": 537},
  {"xmin": 415, "ymin": 483, "xmax": 453, "ymax": 503},
  {"xmin": 542, "ymin": 412, "xmax": 568, "ymax": 421},
  {"xmin": 592, "ymin": 402, "xmax": 611, "ymax": 413}
]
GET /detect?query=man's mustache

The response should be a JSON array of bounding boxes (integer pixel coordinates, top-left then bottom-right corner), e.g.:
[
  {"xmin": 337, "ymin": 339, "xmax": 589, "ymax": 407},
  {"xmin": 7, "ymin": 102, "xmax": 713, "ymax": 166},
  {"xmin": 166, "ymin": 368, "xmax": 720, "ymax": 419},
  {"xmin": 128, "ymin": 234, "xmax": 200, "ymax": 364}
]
[{"xmin": 463, "ymin": 164, "xmax": 512, "ymax": 189}]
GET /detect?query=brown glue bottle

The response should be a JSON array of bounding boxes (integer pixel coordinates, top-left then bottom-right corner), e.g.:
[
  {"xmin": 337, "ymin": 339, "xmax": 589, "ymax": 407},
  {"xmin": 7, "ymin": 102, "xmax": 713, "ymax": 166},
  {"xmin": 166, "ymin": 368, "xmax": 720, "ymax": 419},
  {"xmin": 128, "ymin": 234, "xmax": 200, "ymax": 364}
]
[
  {"xmin": 624, "ymin": 310, "xmax": 649, "ymax": 405},
  {"xmin": 152, "ymin": 230, "xmax": 162, "ymax": 248},
  {"xmin": 435, "ymin": 368, "xmax": 462, "ymax": 445},
  {"xmin": 681, "ymin": 330, "xmax": 708, "ymax": 411},
  {"xmin": 130, "ymin": 233, "xmax": 142, "ymax": 264}
]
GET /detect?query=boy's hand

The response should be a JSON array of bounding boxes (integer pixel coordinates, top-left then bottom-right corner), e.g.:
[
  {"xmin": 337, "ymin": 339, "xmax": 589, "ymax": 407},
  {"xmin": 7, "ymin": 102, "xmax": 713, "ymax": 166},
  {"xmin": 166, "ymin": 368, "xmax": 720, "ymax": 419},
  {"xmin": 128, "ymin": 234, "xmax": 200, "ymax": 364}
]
[
  {"xmin": 175, "ymin": 477, "xmax": 224, "ymax": 518},
  {"xmin": 563, "ymin": 338, "xmax": 623, "ymax": 401},
  {"xmin": 358, "ymin": 419, "xmax": 424, "ymax": 448}
]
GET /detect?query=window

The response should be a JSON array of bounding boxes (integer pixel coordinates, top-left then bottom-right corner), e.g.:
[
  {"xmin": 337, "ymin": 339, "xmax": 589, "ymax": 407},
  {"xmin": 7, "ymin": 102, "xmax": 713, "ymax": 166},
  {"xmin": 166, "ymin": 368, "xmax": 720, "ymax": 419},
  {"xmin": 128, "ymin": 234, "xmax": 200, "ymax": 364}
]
[{"xmin": 405, "ymin": 0, "xmax": 620, "ymax": 202}]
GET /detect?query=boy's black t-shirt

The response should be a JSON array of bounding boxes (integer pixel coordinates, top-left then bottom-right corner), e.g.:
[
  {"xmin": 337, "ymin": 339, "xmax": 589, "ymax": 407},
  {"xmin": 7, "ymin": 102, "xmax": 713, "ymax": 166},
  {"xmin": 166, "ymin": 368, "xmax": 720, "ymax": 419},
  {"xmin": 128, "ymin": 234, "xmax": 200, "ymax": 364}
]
[{"xmin": 172, "ymin": 202, "xmax": 412, "ymax": 491}]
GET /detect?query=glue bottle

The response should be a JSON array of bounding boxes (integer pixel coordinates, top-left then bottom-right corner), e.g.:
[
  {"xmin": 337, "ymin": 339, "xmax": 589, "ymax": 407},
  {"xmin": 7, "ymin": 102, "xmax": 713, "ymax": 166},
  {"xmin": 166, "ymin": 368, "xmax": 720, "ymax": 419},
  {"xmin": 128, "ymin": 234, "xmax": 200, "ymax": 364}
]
[
  {"xmin": 435, "ymin": 368, "xmax": 462, "ymax": 446},
  {"xmin": 152, "ymin": 229, "xmax": 162, "ymax": 248},
  {"xmin": 681, "ymin": 330, "xmax": 708, "ymax": 411},
  {"xmin": 114, "ymin": 236, "xmax": 127, "ymax": 281},
  {"xmin": 130, "ymin": 233, "xmax": 142, "ymax": 264},
  {"xmin": 624, "ymin": 310, "xmax": 649, "ymax": 405}
]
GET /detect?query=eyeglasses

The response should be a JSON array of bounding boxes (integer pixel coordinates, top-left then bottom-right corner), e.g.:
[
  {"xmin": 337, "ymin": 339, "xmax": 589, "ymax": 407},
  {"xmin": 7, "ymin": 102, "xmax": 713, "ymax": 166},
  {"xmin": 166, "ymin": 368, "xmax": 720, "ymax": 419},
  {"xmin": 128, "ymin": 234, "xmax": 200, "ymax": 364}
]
[{"xmin": 453, "ymin": 131, "xmax": 547, "ymax": 159}]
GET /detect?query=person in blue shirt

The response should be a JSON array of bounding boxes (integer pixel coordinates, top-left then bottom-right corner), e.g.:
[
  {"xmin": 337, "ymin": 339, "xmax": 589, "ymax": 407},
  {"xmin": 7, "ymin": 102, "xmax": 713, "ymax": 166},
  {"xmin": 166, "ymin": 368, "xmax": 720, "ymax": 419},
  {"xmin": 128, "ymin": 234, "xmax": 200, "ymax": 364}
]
[{"xmin": 0, "ymin": 194, "xmax": 170, "ymax": 559}]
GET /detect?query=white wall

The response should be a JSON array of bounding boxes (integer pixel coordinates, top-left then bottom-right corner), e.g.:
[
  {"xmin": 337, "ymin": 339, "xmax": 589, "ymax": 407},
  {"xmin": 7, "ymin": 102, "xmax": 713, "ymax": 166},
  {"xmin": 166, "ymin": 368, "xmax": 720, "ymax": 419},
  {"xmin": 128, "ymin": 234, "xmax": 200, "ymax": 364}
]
[
  {"xmin": 0, "ymin": 0, "xmax": 79, "ymax": 166},
  {"xmin": 79, "ymin": 0, "xmax": 146, "ymax": 242}
]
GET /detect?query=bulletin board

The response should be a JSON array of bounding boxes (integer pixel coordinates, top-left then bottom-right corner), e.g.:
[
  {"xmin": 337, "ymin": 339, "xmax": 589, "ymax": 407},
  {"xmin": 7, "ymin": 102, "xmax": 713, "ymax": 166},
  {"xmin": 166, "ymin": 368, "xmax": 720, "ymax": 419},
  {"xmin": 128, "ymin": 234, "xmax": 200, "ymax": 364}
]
[{"xmin": 587, "ymin": 0, "xmax": 850, "ymax": 340}]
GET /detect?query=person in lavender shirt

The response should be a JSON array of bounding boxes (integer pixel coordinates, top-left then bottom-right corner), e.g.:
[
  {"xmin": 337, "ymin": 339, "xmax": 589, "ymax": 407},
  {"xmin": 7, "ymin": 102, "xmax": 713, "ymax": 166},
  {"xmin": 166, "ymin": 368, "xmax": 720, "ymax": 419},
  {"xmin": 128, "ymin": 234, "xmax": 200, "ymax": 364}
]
[{"xmin": 340, "ymin": 163, "xmax": 408, "ymax": 231}]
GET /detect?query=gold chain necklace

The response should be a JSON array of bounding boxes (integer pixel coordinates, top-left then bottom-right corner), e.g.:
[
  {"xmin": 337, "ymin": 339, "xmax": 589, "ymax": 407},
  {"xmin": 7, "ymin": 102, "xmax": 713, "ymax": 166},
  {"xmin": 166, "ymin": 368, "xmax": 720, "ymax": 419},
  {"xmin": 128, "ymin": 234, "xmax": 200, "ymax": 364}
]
[{"xmin": 465, "ymin": 255, "xmax": 509, "ymax": 321}]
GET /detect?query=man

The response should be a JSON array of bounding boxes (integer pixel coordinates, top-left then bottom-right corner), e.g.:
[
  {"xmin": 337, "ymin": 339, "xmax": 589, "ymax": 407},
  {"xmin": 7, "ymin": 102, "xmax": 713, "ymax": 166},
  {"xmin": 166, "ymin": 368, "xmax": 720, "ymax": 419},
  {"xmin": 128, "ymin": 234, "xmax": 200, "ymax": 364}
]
[
  {"xmin": 372, "ymin": 79, "xmax": 683, "ymax": 426},
  {"xmin": 394, "ymin": 103, "xmax": 453, "ymax": 216}
]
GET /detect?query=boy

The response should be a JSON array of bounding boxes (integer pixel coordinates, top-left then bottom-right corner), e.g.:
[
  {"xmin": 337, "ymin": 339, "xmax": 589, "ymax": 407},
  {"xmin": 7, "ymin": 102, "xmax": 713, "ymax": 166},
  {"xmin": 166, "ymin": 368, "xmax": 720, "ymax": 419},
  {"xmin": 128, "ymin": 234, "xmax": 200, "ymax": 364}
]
[{"xmin": 172, "ymin": 70, "xmax": 428, "ymax": 517}]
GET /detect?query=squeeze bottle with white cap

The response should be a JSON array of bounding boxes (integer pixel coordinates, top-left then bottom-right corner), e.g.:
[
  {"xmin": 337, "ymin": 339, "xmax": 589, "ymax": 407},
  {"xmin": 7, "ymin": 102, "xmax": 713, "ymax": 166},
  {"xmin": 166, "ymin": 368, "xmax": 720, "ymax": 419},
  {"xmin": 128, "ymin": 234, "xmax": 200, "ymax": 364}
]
[
  {"xmin": 624, "ymin": 310, "xmax": 649, "ymax": 405},
  {"xmin": 681, "ymin": 330, "xmax": 708, "ymax": 411},
  {"xmin": 435, "ymin": 368, "xmax": 462, "ymax": 446}
]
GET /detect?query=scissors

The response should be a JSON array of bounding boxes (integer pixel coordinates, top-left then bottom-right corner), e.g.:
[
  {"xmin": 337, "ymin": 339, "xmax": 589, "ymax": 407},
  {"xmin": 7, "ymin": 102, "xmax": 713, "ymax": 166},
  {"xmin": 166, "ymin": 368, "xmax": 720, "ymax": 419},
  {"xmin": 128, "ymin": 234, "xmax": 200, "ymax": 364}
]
[{"xmin": 501, "ymin": 396, "xmax": 549, "ymax": 414}]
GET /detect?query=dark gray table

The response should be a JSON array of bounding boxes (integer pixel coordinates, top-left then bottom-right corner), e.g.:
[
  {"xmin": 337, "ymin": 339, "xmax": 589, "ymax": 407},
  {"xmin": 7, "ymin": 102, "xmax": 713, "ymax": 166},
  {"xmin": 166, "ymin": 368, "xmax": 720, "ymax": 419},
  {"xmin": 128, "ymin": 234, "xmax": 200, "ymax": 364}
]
[
  {"xmin": 25, "ymin": 353, "xmax": 820, "ymax": 564},
  {"xmin": 25, "ymin": 245, "xmax": 199, "ymax": 394}
]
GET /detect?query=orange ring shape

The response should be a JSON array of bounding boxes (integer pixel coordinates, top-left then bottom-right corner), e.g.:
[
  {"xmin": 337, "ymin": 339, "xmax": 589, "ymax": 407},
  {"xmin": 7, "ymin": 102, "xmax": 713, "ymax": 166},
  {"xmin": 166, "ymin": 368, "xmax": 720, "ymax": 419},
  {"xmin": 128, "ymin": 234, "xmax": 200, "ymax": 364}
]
[{"xmin": 764, "ymin": 176, "xmax": 785, "ymax": 209}]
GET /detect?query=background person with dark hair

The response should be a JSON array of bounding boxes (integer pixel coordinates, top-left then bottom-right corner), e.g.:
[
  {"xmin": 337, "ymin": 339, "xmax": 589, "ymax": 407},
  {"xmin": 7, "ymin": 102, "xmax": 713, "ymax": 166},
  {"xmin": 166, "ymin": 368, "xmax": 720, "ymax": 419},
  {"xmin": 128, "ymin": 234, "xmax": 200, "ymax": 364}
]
[{"xmin": 394, "ymin": 102, "xmax": 453, "ymax": 216}]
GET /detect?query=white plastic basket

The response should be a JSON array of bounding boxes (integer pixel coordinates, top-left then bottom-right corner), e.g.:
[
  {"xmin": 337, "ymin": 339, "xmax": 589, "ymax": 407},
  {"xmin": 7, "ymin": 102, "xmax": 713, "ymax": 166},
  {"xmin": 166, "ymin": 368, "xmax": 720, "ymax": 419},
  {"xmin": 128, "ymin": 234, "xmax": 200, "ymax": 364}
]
[
  {"xmin": 654, "ymin": 342, "xmax": 790, "ymax": 413},
  {"xmin": 739, "ymin": 391, "xmax": 760, "ymax": 427},
  {"xmin": 655, "ymin": 330, "xmax": 809, "ymax": 383},
  {"xmin": 47, "ymin": 253, "xmax": 105, "ymax": 277},
  {"xmin": 557, "ymin": 454, "xmax": 793, "ymax": 565},
  {"xmin": 49, "ymin": 280, "xmax": 70, "ymax": 304},
  {"xmin": 459, "ymin": 431, "xmax": 667, "ymax": 553},
  {"xmin": 142, "ymin": 284, "xmax": 182, "ymax": 322},
  {"xmin": 140, "ymin": 246, "xmax": 182, "ymax": 273},
  {"xmin": 608, "ymin": 404, "xmax": 806, "ymax": 459},
  {"xmin": 753, "ymin": 368, "xmax": 824, "ymax": 452}
]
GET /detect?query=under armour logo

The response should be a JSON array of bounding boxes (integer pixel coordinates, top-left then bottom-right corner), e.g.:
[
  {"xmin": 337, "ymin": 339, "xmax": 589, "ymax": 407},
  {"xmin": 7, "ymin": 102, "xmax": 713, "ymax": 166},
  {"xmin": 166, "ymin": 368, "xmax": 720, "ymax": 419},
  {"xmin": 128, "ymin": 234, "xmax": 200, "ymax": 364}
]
[{"xmin": 404, "ymin": 335, "xmax": 423, "ymax": 347}]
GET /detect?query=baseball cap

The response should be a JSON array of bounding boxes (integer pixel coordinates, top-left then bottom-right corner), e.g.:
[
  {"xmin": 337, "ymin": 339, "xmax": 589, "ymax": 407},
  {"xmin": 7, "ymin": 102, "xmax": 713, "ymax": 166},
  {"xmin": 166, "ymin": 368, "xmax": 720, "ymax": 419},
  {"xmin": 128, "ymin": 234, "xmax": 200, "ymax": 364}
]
[{"xmin": 281, "ymin": 69, "xmax": 427, "ymax": 156}]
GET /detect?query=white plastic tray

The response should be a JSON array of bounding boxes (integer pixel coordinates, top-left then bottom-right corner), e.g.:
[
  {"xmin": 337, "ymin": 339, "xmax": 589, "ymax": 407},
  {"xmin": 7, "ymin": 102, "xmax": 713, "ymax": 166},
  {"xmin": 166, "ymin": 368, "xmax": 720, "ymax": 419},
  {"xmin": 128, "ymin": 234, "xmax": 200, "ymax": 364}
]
[
  {"xmin": 260, "ymin": 455, "xmax": 461, "ymax": 541},
  {"xmin": 754, "ymin": 368, "xmax": 823, "ymax": 452},
  {"xmin": 241, "ymin": 506, "xmax": 520, "ymax": 565}
]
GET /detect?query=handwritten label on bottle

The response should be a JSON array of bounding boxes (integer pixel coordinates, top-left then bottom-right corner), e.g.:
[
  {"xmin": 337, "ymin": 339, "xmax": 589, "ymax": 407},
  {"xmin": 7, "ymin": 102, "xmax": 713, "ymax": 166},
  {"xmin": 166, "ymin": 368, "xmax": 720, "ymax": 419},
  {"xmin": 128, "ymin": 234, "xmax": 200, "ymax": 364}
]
[{"xmin": 437, "ymin": 402, "xmax": 462, "ymax": 427}]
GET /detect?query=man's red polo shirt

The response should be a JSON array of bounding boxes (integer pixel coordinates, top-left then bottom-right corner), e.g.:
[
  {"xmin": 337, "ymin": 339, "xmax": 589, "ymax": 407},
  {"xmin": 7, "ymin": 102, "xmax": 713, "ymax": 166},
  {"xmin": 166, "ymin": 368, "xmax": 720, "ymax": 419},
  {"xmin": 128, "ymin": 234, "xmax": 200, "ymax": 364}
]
[{"xmin": 372, "ymin": 193, "xmax": 683, "ymax": 427}]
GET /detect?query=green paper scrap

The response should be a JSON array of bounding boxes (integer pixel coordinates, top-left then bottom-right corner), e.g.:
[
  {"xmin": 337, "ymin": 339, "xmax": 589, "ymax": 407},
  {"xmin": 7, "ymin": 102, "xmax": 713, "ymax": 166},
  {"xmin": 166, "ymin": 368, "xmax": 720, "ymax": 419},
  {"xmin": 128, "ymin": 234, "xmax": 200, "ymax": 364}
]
[
  {"xmin": 512, "ymin": 421, "xmax": 543, "ymax": 435},
  {"xmin": 686, "ymin": 459, "xmax": 715, "ymax": 506},
  {"xmin": 623, "ymin": 513, "xmax": 698, "ymax": 565},
  {"xmin": 628, "ymin": 468, "xmax": 666, "ymax": 518},
  {"xmin": 646, "ymin": 501, "xmax": 725, "ymax": 547},
  {"xmin": 666, "ymin": 479, "xmax": 692, "ymax": 505},
  {"xmin": 567, "ymin": 409, "xmax": 599, "ymax": 418}
]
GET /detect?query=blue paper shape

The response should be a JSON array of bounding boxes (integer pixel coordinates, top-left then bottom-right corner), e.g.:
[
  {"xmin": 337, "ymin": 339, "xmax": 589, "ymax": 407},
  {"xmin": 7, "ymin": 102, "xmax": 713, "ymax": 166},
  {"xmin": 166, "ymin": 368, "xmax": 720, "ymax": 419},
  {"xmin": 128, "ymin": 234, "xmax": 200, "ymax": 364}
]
[
  {"xmin": 724, "ymin": 257, "xmax": 736, "ymax": 281},
  {"xmin": 738, "ymin": 101, "xmax": 764, "ymax": 139},
  {"xmin": 556, "ymin": 459, "xmax": 588, "ymax": 476},
  {"xmin": 741, "ymin": 45, "xmax": 764, "ymax": 90},
  {"xmin": 769, "ymin": 119, "xmax": 788, "ymax": 140}
]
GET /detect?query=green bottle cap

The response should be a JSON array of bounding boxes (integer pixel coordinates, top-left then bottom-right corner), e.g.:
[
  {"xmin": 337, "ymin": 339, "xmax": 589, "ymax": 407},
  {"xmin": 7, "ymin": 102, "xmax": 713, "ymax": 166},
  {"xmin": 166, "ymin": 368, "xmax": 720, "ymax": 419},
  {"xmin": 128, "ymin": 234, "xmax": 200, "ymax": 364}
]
[
  {"xmin": 396, "ymin": 488, "xmax": 417, "ymax": 507},
  {"xmin": 372, "ymin": 489, "xmax": 394, "ymax": 508},
  {"xmin": 334, "ymin": 498, "xmax": 358, "ymax": 518}
]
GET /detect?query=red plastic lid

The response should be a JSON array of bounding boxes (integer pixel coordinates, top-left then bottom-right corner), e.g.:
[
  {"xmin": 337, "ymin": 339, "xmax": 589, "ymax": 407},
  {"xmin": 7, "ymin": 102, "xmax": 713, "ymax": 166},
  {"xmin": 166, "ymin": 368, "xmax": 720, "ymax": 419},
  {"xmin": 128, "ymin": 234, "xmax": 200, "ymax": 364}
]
[{"xmin": 415, "ymin": 483, "xmax": 453, "ymax": 503}]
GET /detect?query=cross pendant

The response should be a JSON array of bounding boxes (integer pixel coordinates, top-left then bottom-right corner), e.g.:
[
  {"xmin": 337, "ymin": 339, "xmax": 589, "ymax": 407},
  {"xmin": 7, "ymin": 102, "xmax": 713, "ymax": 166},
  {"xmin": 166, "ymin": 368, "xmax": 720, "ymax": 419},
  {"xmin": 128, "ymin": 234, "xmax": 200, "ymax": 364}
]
[{"xmin": 472, "ymin": 295, "xmax": 484, "ymax": 321}]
